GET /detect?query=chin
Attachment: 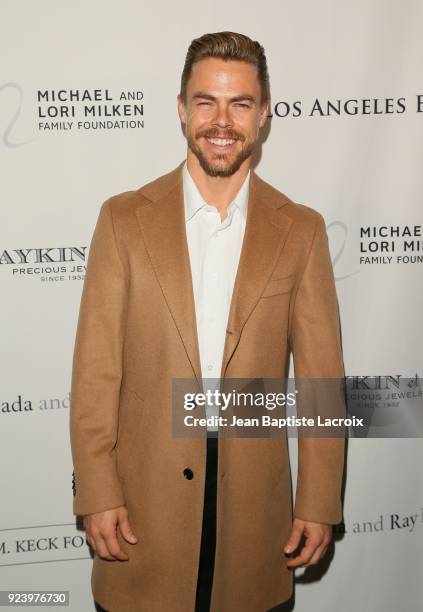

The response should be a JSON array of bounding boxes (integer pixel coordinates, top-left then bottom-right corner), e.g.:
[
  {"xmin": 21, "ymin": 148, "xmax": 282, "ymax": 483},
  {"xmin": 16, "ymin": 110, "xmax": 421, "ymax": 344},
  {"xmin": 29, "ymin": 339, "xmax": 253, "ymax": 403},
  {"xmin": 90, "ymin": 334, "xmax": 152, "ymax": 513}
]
[
  {"xmin": 203, "ymin": 165, "xmax": 240, "ymax": 178},
  {"xmin": 208, "ymin": 157, "xmax": 233, "ymax": 169}
]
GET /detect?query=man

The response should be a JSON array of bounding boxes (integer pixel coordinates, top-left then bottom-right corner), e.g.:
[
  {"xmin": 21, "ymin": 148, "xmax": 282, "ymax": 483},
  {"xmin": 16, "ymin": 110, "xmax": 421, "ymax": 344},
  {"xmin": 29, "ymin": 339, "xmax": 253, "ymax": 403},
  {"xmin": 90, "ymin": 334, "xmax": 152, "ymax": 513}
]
[{"xmin": 70, "ymin": 31, "xmax": 346, "ymax": 612}]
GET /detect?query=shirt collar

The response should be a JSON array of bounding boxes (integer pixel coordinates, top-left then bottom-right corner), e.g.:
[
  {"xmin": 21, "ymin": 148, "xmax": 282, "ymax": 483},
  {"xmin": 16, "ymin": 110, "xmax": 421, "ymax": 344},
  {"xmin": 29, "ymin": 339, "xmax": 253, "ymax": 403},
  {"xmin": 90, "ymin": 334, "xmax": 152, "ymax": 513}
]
[{"xmin": 182, "ymin": 159, "xmax": 250, "ymax": 223}]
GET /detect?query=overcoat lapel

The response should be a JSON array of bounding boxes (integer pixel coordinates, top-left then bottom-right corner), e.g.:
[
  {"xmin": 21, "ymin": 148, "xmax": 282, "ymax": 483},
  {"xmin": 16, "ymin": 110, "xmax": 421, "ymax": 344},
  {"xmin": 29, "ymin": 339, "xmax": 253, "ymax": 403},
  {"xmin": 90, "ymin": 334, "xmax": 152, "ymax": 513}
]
[
  {"xmin": 220, "ymin": 173, "xmax": 293, "ymax": 376},
  {"xmin": 134, "ymin": 161, "xmax": 293, "ymax": 385},
  {"xmin": 135, "ymin": 165, "xmax": 203, "ymax": 387}
]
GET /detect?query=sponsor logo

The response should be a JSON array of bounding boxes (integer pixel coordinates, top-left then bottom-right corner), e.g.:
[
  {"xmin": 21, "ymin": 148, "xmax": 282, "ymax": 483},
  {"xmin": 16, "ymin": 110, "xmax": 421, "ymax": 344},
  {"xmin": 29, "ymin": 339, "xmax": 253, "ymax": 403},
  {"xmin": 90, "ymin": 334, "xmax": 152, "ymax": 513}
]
[
  {"xmin": 269, "ymin": 94, "xmax": 423, "ymax": 118},
  {"xmin": 0, "ymin": 246, "xmax": 87, "ymax": 282}
]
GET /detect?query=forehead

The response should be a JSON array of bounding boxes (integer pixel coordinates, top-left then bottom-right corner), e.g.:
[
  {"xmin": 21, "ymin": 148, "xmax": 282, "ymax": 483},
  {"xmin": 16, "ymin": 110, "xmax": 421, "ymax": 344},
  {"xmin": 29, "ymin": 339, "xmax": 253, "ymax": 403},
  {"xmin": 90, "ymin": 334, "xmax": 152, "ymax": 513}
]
[{"xmin": 187, "ymin": 57, "xmax": 261, "ymax": 97}]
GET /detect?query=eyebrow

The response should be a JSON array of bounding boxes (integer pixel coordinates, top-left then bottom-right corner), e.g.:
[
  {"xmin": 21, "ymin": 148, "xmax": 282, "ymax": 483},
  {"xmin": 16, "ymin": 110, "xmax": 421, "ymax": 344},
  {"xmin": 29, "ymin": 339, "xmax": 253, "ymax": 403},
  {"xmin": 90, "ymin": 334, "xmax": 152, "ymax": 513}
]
[{"xmin": 192, "ymin": 91, "xmax": 256, "ymax": 104}]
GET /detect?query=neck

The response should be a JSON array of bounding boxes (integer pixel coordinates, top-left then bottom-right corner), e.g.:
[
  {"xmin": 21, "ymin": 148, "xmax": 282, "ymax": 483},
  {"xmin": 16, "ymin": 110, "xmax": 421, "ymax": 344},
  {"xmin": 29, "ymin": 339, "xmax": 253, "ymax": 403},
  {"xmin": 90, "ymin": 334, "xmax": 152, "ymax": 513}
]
[{"xmin": 186, "ymin": 150, "xmax": 250, "ymax": 213}]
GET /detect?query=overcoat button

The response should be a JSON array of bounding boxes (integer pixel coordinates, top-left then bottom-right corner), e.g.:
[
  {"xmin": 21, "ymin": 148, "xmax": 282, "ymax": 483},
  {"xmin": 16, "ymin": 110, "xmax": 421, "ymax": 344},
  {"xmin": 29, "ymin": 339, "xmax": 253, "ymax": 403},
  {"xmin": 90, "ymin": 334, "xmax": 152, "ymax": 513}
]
[{"xmin": 183, "ymin": 468, "xmax": 194, "ymax": 480}]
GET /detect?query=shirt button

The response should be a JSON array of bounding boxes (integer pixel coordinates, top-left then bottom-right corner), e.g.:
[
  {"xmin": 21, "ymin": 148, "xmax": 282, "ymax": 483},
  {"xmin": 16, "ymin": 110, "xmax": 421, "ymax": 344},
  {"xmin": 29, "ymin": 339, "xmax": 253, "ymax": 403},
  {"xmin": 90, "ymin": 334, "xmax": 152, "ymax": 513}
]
[
  {"xmin": 207, "ymin": 364, "xmax": 214, "ymax": 371},
  {"xmin": 183, "ymin": 468, "xmax": 194, "ymax": 480}
]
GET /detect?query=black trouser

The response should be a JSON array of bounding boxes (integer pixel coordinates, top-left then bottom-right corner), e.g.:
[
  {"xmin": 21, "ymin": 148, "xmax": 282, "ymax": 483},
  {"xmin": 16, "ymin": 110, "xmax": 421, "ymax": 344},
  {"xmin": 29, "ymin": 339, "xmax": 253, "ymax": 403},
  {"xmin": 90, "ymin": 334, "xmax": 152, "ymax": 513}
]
[
  {"xmin": 194, "ymin": 433, "xmax": 218, "ymax": 612},
  {"xmin": 95, "ymin": 434, "xmax": 218, "ymax": 612}
]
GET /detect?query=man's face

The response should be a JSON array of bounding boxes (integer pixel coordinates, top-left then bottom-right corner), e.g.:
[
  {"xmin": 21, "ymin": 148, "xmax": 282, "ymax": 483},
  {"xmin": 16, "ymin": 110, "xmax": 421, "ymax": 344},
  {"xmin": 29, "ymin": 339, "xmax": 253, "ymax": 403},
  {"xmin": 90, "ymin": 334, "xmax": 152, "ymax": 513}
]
[{"xmin": 178, "ymin": 57, "xmax": 269, "ymax": 177}]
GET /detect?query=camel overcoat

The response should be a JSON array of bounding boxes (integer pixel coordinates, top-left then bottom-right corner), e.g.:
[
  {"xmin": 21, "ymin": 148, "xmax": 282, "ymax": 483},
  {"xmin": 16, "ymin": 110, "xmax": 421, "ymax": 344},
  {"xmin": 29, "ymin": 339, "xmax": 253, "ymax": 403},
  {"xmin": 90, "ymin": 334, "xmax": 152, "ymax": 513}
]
[{"xmin": 69, "ymin": 160, "xmax": 346, "ymax": 611}]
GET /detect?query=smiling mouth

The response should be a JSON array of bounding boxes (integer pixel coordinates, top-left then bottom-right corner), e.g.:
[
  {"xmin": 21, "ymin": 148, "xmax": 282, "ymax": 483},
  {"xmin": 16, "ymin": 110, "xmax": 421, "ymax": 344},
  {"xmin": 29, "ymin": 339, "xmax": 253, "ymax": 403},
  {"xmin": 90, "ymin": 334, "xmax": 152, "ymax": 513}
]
[{"xmin": 205, "ymin": 136, "xmax": 238, "ymax": 148}]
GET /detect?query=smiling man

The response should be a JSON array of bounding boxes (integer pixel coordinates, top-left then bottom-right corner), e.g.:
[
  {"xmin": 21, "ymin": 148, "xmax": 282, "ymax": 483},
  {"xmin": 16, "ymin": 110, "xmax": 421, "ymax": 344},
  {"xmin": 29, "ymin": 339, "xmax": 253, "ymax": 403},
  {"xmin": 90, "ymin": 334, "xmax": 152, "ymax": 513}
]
[{"xmin": 70, "ymin": 31, "xmax": 346, "ymax": 612}]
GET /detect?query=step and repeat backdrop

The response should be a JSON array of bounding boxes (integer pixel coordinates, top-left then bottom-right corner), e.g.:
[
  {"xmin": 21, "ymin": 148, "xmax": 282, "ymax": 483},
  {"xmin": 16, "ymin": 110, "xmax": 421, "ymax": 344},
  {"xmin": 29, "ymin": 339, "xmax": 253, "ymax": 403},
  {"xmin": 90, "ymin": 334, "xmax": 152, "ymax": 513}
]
[{"xmin": 1, "ymin": 1, "xmax": 422, "ymax": 610}]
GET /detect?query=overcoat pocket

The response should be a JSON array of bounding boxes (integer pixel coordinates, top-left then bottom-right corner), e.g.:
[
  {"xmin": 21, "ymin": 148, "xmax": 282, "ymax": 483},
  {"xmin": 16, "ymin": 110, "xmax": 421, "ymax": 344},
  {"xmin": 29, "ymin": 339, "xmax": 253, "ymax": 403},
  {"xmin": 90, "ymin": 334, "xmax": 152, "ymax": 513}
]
[
  {"xmin": 261, "ymin": 273, "xmax": 296, "ymax": 298},
  {"xmin": 116, "ymin": 389, "xmax": 144, "ymax": 479}
]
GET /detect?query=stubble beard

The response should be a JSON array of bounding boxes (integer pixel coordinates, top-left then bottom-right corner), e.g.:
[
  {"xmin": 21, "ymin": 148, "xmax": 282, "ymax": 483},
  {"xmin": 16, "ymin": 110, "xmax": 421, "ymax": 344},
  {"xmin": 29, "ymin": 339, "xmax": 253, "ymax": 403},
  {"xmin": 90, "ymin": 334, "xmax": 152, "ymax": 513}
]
[{"xmin": 186, "ymin": 132, "xmax": 256, "ymax": 178}]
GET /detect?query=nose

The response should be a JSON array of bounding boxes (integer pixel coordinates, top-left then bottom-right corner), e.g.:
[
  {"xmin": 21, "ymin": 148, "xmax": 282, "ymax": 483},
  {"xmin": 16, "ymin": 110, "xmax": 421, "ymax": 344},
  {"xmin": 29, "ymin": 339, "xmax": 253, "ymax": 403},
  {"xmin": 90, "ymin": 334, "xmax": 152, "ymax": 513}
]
[{"xmin": 212, "ymin": 104, "xmax": 232, "ymax": 128}]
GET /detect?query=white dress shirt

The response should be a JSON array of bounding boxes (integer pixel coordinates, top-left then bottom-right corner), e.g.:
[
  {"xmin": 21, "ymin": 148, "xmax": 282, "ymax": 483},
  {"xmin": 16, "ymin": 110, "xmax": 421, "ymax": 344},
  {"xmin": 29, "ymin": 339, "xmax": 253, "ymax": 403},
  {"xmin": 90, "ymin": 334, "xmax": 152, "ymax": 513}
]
[{"xmin": 182, "ymin": 160, "xmax": 250, "ymax": 431}]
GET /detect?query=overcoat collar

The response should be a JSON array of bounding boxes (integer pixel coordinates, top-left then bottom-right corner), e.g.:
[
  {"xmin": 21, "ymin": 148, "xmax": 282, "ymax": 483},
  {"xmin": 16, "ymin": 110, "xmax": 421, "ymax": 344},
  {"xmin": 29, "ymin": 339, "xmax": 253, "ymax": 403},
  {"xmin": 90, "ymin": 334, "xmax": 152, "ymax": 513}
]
[{"xmin": 134, "ymin": 160, "xmax": 293, "ymax": 388}]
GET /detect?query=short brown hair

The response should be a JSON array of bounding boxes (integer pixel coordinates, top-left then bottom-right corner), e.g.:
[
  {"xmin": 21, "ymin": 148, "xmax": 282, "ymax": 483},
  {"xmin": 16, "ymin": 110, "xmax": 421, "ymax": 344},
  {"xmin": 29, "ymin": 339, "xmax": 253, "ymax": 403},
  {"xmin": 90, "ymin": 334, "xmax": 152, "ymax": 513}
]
[{"xmin": 180, "ymin": 31, "xmax": 270, "ymax": 106}]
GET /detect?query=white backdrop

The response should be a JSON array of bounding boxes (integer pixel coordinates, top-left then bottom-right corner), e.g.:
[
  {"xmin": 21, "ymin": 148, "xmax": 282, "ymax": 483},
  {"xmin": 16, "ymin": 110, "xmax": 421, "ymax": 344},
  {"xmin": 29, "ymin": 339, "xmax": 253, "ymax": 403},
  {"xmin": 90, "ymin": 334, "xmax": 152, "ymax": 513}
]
[{"xmin": 1, "ymin": 1, "xmax": 422, "ymax": 610}]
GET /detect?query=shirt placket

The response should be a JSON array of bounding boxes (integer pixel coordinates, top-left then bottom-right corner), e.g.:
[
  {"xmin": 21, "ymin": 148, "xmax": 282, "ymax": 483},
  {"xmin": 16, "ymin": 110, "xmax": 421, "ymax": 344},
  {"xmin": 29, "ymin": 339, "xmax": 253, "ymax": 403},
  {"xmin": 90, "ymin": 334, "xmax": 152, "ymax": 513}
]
[{"xmin": 200, "ymin": 204, "xmax": 236, "ymax": 428}]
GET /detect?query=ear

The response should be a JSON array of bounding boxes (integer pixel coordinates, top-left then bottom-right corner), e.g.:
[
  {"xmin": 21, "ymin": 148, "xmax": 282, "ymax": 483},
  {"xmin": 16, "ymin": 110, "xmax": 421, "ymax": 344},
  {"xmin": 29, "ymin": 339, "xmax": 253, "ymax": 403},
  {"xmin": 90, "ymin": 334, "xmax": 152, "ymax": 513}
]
[
  {"xmin": 177, "ymin": 94, "xmax": 187, "ymax": 124},
  {"xmin": 258, "ymin": 100, "xmax": 270, "ymax": 128}
]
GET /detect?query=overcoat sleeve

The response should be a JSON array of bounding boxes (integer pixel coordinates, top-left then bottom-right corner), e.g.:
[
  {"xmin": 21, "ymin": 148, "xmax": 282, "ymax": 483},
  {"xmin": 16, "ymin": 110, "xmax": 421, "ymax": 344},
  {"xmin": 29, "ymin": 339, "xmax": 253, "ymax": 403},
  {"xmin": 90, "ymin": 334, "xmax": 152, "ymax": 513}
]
[
  {"xmin": 69, "ymin": 198, "xmax": 127, "ymax": 516},
  {"xmin": 289, "ymin": 212, "xmax": 346, "ymax": 525}
]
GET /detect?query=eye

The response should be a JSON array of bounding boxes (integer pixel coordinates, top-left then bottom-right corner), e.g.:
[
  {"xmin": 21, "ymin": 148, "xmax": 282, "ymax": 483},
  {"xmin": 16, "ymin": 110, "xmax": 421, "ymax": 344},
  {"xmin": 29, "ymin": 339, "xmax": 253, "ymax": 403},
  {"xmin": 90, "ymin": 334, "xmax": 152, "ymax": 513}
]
[
  {"xmin": 235, "ymin": 103, "xmax": 250, "ymax": 108},
  {"xmin": 198, "ymin": 101, "xmax": 211, "ymax": 106}
]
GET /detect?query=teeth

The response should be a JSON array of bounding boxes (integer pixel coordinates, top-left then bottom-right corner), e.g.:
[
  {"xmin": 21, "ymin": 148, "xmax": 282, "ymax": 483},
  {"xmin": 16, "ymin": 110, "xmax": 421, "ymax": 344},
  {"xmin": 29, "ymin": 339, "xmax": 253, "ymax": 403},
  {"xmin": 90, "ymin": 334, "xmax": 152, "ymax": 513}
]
[{"xmin": 207, "ymin": 138, "xmax": 236, "ymax": 146}]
